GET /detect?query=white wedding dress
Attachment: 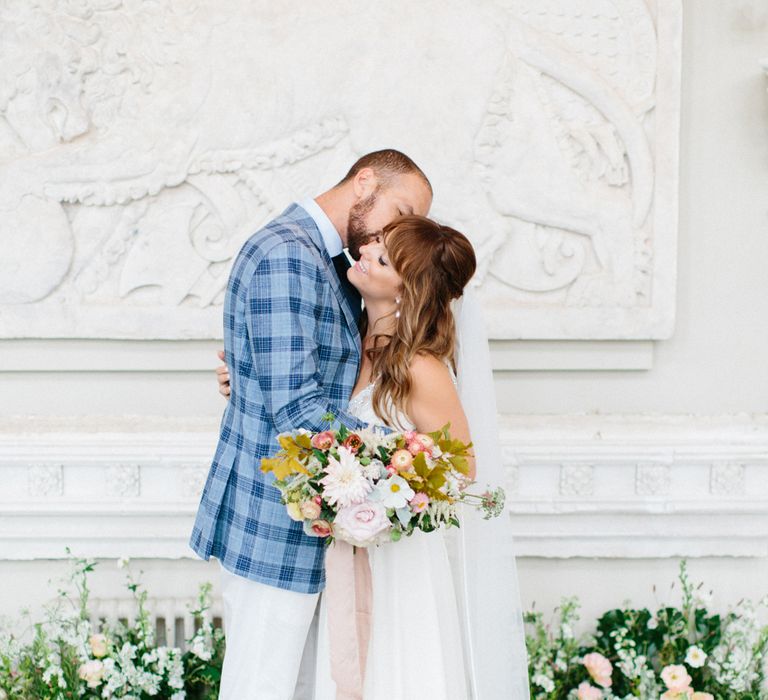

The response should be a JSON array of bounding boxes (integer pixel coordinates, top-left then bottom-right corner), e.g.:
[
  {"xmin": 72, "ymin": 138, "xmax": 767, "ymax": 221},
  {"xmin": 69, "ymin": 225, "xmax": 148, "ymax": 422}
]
[{"xmin": 313, "ymin": 382, "xmax": 469, "ymax": 700}]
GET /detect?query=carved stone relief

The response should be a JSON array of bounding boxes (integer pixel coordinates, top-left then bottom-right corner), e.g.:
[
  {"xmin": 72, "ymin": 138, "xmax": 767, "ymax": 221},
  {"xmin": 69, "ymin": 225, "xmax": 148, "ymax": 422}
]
[
  {"xmin": 560, "ymin": 464, "xmax": 594, "ymax": 497},
  {"xmin": 105, "ymin": 464, "xmax": 140, "ymax": 498},
  {"xmin": 709, "ymin": 462, "xmax": 746, "ymax": 496},
  {"xmin": 635, "ymin": 463, "xmax": 671, "ymax": 496},
  {"xmin": 27, "ymin": 465, "xmax": 64, "ymax": 497},
  {"xmin": 0, "ymin": 0, "xmax": 681, "ymax": 339}
]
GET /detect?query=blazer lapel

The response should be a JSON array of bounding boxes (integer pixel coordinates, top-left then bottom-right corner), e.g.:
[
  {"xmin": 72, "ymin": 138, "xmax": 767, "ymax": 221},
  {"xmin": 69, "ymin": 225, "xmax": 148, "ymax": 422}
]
[{"xmin": 287, "ymin": 204, "xmax": 362, "ymax": 351}]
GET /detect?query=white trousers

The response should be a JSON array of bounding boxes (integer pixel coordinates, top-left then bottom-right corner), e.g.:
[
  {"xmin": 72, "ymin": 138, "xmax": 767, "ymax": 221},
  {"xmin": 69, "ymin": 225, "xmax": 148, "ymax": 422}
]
[{"xmin": 219, "ymin": 564, "xmax": 321, "ymax": 700}]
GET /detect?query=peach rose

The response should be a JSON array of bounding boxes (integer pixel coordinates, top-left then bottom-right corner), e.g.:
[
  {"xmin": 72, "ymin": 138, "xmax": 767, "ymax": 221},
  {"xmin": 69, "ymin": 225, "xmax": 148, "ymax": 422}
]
[
  {"xmin": 300, "ymin": 500, "xmax": 321, "ymax": 520},
  {"xmin": 88, "ymin": 633, "xmax": 108, "ymax": 658}
]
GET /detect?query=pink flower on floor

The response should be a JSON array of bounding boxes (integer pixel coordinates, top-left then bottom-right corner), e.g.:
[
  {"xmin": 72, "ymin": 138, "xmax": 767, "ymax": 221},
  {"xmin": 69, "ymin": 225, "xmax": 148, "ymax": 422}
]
[
  {"xmin": 660, "ymin": 690, "xmax": 693, "ymax": 700},
  {"xmin": 661, "ymin": 665, "xmax": 693, "ymax": 693},
  {"xmin": 582, "ymin": 652, "xmax": 613, "ymax": 688},
  {"xmin": 79, "ymin": 660, "xmax": 105, "ymax": 688},
  {"xmin": 409, "ymin": 492, "xmax": 430, "ymax": 513},
  {"xmin": 576, "ymin": 681, "xmax": 603, "ymax": 700},
  {"xmin": 88, "ymin": 633, "xmax": 108, "ymax": 658}
]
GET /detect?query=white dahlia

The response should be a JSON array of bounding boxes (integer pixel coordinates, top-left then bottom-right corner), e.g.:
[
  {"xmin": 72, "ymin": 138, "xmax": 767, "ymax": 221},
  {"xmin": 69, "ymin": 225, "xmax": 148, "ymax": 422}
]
[{"xmin": 320, "ymin": 447, "xmax": 371, "ymax": 508}]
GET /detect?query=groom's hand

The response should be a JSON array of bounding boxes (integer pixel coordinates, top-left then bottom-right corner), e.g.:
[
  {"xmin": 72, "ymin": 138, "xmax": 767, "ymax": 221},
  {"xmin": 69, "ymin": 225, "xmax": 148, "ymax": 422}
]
[{"xmin": 216, "ymin": 350, "xmax": 231, "ymax": 398}]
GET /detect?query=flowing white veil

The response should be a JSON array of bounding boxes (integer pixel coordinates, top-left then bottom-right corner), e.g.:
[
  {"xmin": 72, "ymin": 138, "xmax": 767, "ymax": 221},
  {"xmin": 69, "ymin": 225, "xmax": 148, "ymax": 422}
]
[{"xmin": 446, "ymin": 287, "xmax": 530, "ymax": 699}]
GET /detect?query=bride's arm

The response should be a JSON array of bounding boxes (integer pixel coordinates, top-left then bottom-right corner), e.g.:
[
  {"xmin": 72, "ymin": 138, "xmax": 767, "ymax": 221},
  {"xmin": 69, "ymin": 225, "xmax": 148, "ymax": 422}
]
[{"xmin": 406, "ymin": 354, "xmax": 476, "ymax": 480}]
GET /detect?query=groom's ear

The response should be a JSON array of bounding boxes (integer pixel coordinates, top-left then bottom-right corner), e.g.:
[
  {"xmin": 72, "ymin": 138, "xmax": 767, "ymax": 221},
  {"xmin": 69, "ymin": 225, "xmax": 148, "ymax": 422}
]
[{"xmin": 352, "ymin": 167, "xmax": 379, "ymax": 199}]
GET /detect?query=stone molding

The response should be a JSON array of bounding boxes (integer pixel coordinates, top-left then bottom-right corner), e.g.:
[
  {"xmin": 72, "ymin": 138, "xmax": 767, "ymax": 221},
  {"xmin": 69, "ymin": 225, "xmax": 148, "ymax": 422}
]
[{"xmin": 1, "ymin": 414, "xmax": 765, "ymax": 560}]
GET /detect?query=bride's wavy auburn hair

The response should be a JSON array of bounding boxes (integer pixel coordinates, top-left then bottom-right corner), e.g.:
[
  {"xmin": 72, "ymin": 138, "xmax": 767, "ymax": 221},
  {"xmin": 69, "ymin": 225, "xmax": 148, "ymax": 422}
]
[{"xmin": 359, "ymin": 215, "xmax": 477, "ymax": 426}]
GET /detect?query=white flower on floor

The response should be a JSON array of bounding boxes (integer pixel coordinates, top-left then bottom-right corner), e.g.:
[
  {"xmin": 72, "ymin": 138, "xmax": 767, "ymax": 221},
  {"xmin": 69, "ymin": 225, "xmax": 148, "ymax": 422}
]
[
  {"xmin": 532, "ymin": 673, "xmax": 555, "ymax": 692},
  {"xmin": 320, "ymin": 447, "xmax": 371, "ymax": 508},
  {"xmin": 685, "ymin": 645, "xmax": 707, "ymax": 668}
]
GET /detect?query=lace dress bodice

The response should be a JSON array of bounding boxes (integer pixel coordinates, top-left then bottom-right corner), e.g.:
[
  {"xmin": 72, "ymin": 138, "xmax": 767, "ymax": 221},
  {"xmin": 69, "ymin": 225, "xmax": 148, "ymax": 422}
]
[{"xmin": 347, "ymin": 383, "xmax": 416, "ymax": 433}]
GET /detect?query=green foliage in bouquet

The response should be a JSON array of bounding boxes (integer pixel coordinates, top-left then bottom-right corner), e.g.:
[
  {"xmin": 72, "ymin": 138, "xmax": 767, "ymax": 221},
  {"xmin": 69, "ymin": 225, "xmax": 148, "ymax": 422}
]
[
  {"xmin": 0, "ymin": 555, "xmax": 225, "ymax": 700},
  {"xmin": 525, "ymin": 561, "xmax": 768, "ymax": 700}
]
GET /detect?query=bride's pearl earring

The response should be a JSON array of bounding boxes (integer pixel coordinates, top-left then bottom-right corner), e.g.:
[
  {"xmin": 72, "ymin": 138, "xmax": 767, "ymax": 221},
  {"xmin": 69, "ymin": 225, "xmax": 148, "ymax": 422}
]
[{"xmin": 395, "ymin": 297, "xmax": 401, "ymax": 319}]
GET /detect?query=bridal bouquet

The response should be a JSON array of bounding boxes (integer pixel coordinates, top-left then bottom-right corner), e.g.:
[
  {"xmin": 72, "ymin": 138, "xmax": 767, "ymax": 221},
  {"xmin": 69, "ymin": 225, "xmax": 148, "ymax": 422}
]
[{"xmin": 260, "ymin": 419, "xmax": 506, "ymax": 546}]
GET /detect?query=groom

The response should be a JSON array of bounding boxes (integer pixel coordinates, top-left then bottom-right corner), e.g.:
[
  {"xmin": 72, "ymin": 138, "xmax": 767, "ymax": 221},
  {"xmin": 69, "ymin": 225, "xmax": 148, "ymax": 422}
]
[{"xmin": 190, "ymin": 150, "xmax": 433, "ymax": 699}]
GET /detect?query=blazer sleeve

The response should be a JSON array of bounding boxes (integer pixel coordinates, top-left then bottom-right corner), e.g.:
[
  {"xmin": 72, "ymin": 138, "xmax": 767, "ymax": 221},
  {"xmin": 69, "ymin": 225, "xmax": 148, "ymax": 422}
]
[{"xmin": 245, "ymin": 240, "xmax": 368, "ymax": 433}]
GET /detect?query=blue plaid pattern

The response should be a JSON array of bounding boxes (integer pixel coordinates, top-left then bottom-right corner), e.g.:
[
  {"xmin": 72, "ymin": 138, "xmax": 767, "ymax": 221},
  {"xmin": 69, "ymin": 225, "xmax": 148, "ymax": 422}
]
[{"xmin": 190, "ymin": 204, "xmax": 367, "ymax": 594}]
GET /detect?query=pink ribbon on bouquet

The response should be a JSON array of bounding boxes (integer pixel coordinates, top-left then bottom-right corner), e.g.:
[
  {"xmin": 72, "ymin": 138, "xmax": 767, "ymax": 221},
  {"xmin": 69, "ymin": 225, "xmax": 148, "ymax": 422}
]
[{"xmin": 324, "ymin": 541, "xmax": 373, "ymax": 700}]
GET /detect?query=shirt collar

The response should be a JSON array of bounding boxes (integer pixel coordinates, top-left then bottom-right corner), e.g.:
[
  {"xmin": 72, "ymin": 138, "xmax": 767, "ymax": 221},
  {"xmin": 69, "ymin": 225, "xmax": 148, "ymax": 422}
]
[{"xmin": 298, "ymin": 198, "xmax": 343, "ymax": 258}]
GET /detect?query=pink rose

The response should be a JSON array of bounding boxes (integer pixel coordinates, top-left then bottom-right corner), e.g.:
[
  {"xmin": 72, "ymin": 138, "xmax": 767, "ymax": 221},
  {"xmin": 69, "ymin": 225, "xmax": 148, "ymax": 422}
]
[
  {"xmin": 309, "ymin": 519, "xmax": 332, "ymax": 537},
  {"xmin": 333, "ymin": 501, "xmax": 391, "ymax": 546},
  {"xmin": 692, "ymin": 693, "xmax": 714, "ymax": 700},
  {"xmin": 408, "ymin": 433, "xmax": 435, "ymax": 456},
  {"xmin": 385, "ymin": 464, "xmax": 398, "ymax": 476},
  {"xmin": 661, "ymin": 691, "xmax": 693, "ymax": 700},
  {"xmin": 582, "ymin": 652, "xmax": 612, "ymax": 688},
  {"xmin": 409, "ymin": 492, "xmax": 430, "ymax": 513},
  {"xmin": 576, "ymin": 682, "xmax": 603, "ymax": 700},
  {"xmin": 661, "ymin": 665, "xmax": 692, "ymax": 693},
  {"xmin": 311, "ymin": 431, "xmax": 335, "ymax": 451},
  {"xmin": 300, "ymin": 500, "xmax": 322, "ymax": 520},
  {"xmin": 390, "ymin": 449, "xmax": 414, "ymax": 471},
  {"xmin": 407, "ymin": 440, "xmax": 427, "ymax": 456}
]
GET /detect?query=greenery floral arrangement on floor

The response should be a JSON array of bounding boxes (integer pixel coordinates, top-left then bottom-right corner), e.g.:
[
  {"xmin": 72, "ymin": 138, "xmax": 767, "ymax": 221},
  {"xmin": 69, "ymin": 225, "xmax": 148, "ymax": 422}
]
[
  {"xmin": 2, "ymin": 557, "xmax": 766, "ymax": 699},
  {"xmin": 525, "ymin": 562, "xmax": 768, "ymax": 700},
  {"xmin": 0, "ymin": 555, "xmax": 224, "ymax": 700}
]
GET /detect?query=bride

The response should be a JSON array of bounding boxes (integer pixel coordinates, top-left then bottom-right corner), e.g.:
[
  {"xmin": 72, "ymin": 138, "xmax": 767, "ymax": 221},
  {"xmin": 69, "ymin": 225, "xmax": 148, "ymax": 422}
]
[{"xmin": 217, "ymin": 215, "xmax": 529, "ymax": 699}]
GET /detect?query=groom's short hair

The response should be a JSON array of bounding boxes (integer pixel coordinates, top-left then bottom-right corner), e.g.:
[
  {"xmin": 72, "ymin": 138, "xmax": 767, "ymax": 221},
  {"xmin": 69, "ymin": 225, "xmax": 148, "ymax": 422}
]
[{"xmin": 338, "ymin": 149, "xmax": 432, "ymax": 194}]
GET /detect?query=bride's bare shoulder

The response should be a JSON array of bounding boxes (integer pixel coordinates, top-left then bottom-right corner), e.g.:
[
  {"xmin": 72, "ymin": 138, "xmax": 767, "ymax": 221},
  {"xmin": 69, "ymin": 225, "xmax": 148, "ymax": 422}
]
[{"xmin": 408, "ymin": 353, "xmax": 454, "ymax": 392}]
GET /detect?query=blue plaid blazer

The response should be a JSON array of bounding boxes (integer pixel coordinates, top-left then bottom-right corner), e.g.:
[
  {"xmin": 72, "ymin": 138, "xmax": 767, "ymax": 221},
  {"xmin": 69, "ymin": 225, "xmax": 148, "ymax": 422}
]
[{"xmin": 190, "ymin": 204, "xmax": 367, "ymax": 594}]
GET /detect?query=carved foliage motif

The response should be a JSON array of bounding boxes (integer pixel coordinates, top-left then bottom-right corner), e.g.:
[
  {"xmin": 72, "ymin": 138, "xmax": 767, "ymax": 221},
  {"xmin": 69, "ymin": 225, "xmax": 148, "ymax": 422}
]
[
  {"xmin": 560, "ymin": 464, "xmax": 594, "ymax": 497},
  {"xmin": 105, "ymin": 464, "xmax": 141, "ymax": 498},
  {"xmin": 27, "ymin": 465, "xmax": 64, "ymax": 497},
  {"xmin": 635, "ymin": 464, "xmax": 671, "ymax": 496}
]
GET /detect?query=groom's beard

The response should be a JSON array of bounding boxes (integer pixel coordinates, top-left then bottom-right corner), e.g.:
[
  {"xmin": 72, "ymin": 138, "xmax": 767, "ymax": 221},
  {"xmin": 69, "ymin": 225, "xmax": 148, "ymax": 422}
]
[{"xmin": 346, "ymin": 192, "xmax": 380, "ymax": 260}]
